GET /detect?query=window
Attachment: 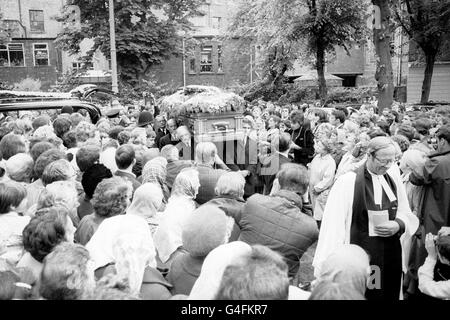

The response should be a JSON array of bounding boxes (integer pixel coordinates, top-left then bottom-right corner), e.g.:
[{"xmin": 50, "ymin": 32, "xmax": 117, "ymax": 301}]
[
  {"xmin": 0, "ymin": 44, "xmax": 25, "ymax": 67},
  {"xmin": 30, "ymin": 10, "xmax": 45, "ymax": 33},
  {"xmin": 72, "ymin": 62, "xmax": 82, "ymax": 70},
  {"xmin": 33, "ymin": 43, "xmax": 49, "ymax": 66},
  {"xmin": 217, "ymin": 45, "xmax": 223, "ymax": 73},
  {"xmin": 211, "ymin": 17, "xmax": 222, "ymax": 29},
  {"xmin": 200, "ymin": 45, "xmax": 213, "ymax": 73},
  {"xmin": 189, "ymin": 58, "xmax": 196, "ymax": 73}
]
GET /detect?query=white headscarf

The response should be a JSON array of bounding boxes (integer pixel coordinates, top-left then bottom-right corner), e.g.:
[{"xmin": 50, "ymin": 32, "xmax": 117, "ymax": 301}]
[
  {"xmin": 153, "ymin": 168, "xmax": 200, "ymax": 264},
  {"xmin": 127, "ymin": 183, "xmax": 163, "ymax": 220},
  {"xmin": 86, "ymin": 214, "xmax": 157, "ymax": 274},
  {"xmin": 188, "ymin": 241, "xmax": 252, "ymax": 300}
]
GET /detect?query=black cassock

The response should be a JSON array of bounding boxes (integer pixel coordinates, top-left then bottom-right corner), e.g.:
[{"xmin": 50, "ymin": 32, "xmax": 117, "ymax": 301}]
[{"xmin": 350, "ymin": 165, "xmax": 406, "ymax": 300}]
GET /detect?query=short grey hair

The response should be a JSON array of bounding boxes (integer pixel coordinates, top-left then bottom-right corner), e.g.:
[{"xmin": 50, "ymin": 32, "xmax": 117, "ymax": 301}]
[
  {"xmin": 41, "ymin": 159, "xmax": 75, "ymax": 186},
  {"xmin": 215, "ymin": 172, "xmax": 245, "ymax": 198},
  {"xmin": 195, "ymin": 142, "xmax": 217, "ymax": 165},
  {"xmin": 161, "ymin": 145, "xmax": 179, "ymax": 162},
  {"xmin": 5, "ymin": 153, "xmax": 34, "ymax": 183},
  {"xmin": 367, "ymin": 136, "xmax": 396, "ymax": 156}
]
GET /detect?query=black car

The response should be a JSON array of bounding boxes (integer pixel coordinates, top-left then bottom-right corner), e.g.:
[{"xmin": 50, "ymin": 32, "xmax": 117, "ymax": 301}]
[{"xmin": 0, "ymin": 86, "xmax": 114, "ymax": 124}]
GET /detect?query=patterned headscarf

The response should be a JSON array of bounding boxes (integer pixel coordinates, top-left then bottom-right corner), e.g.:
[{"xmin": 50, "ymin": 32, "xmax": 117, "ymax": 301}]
[
  {"xmin": 86, "ymin": 214, "xmax": 156, "ymax": 284},
  {"xmin": 141, "ymin": 157, "xmax": 169, "ymax": 202}
]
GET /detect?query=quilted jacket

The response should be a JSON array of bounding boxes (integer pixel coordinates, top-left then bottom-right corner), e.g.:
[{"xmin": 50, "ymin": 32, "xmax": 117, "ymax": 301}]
[{"xmin": 239, "ymin": 190, "xmax": 319, "ymax": 277}]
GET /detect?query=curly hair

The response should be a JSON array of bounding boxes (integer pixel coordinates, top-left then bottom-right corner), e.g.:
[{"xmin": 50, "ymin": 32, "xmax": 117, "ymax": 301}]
[
  {"xmin": 53, "ymin": 116, "xmax": 72, "ymax": 139},
  {"xmin": 22, "ymin": 206, "xmax": 69, "ymax": 262},
  {"xmin": 41, "ymin": 159, "xmax": 74, "ymax": 186},
  {"xmin": 92, "ymin": 177, "xmax": 131, "ymax": 217},
  {"xmin": 0, "ymin": 180, "xmax": 27, "ymax": 214},
  {"xmin": 30, "ymin": 141, "xmax": 55, "ymax": 162},
  {"xmin": 33, "ymin": 149, "xmax": 67, "ymax": 180},
  {"xmin": 75, "ymin": 121, "xmax": 96, "ymax": 143}
]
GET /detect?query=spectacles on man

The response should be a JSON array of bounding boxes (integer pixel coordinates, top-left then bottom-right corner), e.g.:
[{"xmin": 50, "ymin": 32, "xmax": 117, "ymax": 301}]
[{"xmin": 373, "ymin": 155, "xmax": 395, "ymax": 166}]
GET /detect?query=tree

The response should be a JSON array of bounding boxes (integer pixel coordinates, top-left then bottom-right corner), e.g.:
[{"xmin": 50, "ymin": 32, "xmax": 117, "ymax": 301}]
[
  {"xmin": 227, "ymin": 0, "xmax": 369, "ymax": 103},
  {"xmin": 392, "ymin": 0, "xmax": 450, "ymax": 103},
  {"xmin": 372, "ymin": 0, "xmax": 395, "ymax": 112},
  {"xmin": 55, "ymin": 0, "xmax": 203, "ymax": 92}
]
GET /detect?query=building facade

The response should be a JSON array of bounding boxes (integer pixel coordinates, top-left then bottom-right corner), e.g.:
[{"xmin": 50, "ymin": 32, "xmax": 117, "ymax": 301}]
[
  {"xmin": 149, "ymin": 0, "xmax": 255, "ymax": 89},
  {"xmin": 0, "ymin": 0, "xmax": 66, "ymax": 90}
]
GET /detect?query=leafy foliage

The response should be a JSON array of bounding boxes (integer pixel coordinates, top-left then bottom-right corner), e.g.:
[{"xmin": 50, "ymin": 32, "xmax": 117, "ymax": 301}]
[
  {"xmin": 227, "ymin": 0, "xmax": 369, "ymax": 101},
  {"xmin": 13, "ymin": 78, "xmax": 42, "ymax": 91},
  {"xmin": 392, "ymin": 0, "xmax": 450, "ymax": 102},
  {"xmin": 55, "ymin": 0, "xmax": 203, "ymax": 89},
  {"xmin": 392, "ymin": 0, "xmax": 450, "ymax": 57}
]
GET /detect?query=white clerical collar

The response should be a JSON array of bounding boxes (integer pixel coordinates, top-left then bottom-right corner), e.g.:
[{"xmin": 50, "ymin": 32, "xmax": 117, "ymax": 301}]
[{"xmin": 367, "ymin": 168, "xmax": 397, "ymax": 206}]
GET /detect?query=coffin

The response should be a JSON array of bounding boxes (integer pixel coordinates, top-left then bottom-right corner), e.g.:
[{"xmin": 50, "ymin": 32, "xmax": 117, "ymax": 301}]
[{"xmin": 179, "ymin": 111, "xmax": 245, "ymax": 143}]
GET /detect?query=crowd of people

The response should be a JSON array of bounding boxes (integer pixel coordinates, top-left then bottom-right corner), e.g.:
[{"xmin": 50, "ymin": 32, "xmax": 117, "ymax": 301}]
[{"xmin": 0, "ymin": 97, "xmax": 449, "ymax": 300}]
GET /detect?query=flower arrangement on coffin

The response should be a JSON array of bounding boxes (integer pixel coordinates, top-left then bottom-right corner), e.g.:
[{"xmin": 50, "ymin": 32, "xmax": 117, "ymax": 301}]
[{"xmin": 159, "ymin": 86, "xmax": 244, "ymax": 117}]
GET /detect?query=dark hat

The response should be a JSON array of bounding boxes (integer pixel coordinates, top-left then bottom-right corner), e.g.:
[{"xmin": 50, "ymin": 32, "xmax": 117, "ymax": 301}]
[
  {"xmin": 105, "ymin": 108, "xmax": 121, "ymax": 119},
  {"xmin": 61, "ymin": 106, "xmax": 74, "ymax": 114},
  {"xmin": 137, "ymin": 111, "xmax": 154, "ymax": 127}
]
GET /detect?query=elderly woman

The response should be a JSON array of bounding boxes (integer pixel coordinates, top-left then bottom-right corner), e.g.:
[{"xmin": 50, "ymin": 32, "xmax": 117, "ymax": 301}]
[
  {"xmin": 36, "ymin": 180, "xmax": 80, "ymax": 227},
  {"xmin": 309, "ymin": 129, "xmax": 336, "ymax": 228},
  {"xmin": 5, "ymin": 153, "xmax": 34, "ymax": 185},
  {"xmin": 194, "ymin": 142, "xmax": 245, "ymax": 205},
  {"xmin": 206, "ymin": 172, "xmax": 246, "ymax": 241},
  {"xmin": 153, "ymin": 168, "xmax": 200, "ymax": 268},
  {"xmin": 17, "ymin": 206, "xmax": 76, "ymax": 281},
  {"xmin": 25, "ymin": 149, "xmax": 67, "ymax": 211},
  {"xmin": 127, "ymin": 183, "xmax": 164, "ymax": 235},
  {"xmin": 311, "ymin": 244, "xmax": 371, "ymax": 299},
  {"xmin": 166, "ymin": 205, "xmax": 232, "ymax": 296},
  {"xmin": 41, "ymin": 159, "xmax": 76, "ymax": 187},
  {"xmin": 0, "ymin": 133, "xmax": 28, "ymax": 181},
  {"xmin": 87, "ymin": 214, "xmax": 172, "ymax": 300},
  {"xmin": 75, "ymin": 177, "xmax": 132, "ymax": 246},
  {"xmin": 141, "ymin": 156, "xmax": 170, "ymax": 205},
  {"xmin": 0, "ymin": 181, "xmax": 30, "ymax": 265}
]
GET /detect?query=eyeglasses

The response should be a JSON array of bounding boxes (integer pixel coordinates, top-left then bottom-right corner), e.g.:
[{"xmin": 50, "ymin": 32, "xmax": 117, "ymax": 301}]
[{"xmin": 373, "ymin": 155, "xmax": 395, "ymax": 166}]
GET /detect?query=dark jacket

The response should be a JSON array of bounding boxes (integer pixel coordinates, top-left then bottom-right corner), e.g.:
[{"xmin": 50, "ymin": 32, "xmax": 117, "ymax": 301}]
[
  {"xmin": 259, "ymin": 152, "xmax": 292, "ymax": 195},
  {"xmin": 165, "ymin": 253, "xmax": 204, "ymax": 296},
  {"xmin": 195, "ymin": 164, "xmax": 228, "ymax": 205},
  {"xmin": 206, "ymin": 195, "xmax": 246, "ymax": 241},
  {"xmin": 406, "ymin": 147, "xmax": 450, "ymax": 295},
  {"xmin": 289, "ymin": 126, "xmax": 314, "ymax": 166},
  {"xmin": 159, "ymin": 133, "xmax": 179, "ymax": 150},
  {"xmin": 166, "ymin": 160, "xmax": 194, "ymax": 189},
  {"xmin": 227, "ymin": 137, "xmax": 261, "ymax": 197},
  {"xmin": 155, "ymin": 128, "xmax": 168, "ymax": 148},
  {"xmin": 95, "ymin": 264, "xmax": 172, "ymax": 300},
  {"xmin": 410, "ymin": 146, "xmax": 450, "ymax": 234},
  {"xmin": 239, "ymin": 190, "xmax": 319, "ymax": 278}
]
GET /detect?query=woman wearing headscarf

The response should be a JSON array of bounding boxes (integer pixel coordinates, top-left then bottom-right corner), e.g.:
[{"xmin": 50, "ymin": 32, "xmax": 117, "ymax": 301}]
[
  {"xmin": 188, "ymin": 241, "xmax": 252, "ymax": 300},
  {"xmin": 86, "ymin": 214, "xmax": 172, "ymax": 300},
  {"xmin": 126, "ymin": 183, "xmax": 164, "ymax": 235},
  {"xmin": 141, "ymin": 157, "xmax": 170, "ymax": 205},
  {"xmin": 312, "ymin": 244, "xmax": 371, "ymax": 298},
  {"xmin": 153, "ymin": 168, "xmax": 200, "ymax": 269}
]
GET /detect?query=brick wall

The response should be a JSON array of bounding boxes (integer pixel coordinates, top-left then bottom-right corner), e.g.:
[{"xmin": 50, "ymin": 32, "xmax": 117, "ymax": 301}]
[
  {"xmin": 0, "ymin": 38, "xmax": 61, "ymax": 90},
  {"xmin": 149, "ymin": 38, "xmax": 252, "ymax": 89}
]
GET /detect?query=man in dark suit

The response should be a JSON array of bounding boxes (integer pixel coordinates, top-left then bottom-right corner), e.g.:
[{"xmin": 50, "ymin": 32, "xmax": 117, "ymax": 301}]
[
  {"xmin": 227, "ymin": 118, "xmax": 261, "ymax": 198},
  {"xmin": 114, "ymin": 144, "xmax": 141, "ymax": 192},
  {"xmin": 158, "ymin": 118, "xmax": 179, "ymax": 149},
  {"xmin": 154, "ymin": 115, "xmax": 168, "ymax": 148},
  {"xmin": 260, "ymin": 132, "xmax": 292, "ymax": 195}
]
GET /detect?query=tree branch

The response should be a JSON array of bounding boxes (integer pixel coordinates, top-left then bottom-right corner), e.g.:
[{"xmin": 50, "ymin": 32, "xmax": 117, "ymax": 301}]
[{"xmin": 394, "ymin": 8, "xmax": 412, "ymax": 38}]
